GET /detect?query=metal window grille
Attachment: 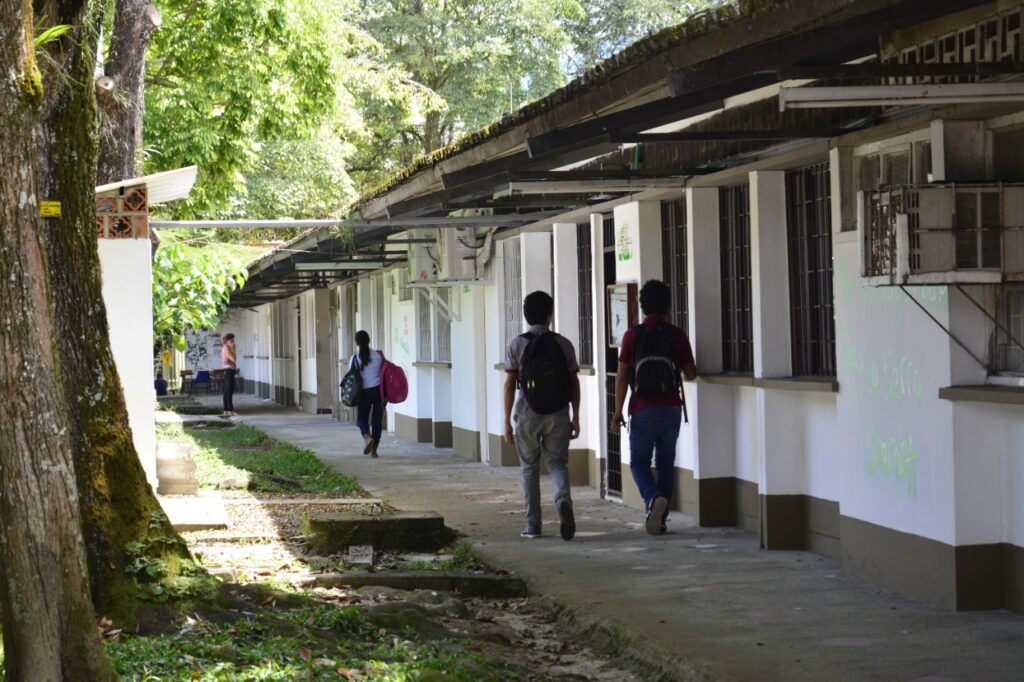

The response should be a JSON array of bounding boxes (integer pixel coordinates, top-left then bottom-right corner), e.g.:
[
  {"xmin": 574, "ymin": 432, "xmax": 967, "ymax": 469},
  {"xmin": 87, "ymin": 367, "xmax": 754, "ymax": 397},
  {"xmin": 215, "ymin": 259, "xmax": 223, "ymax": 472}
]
[
  {"xmin": 416, "ymin": 291, "xmax": 432, "ymax": 361},
  {"xmin": 605, "ymin": 373, "xmax": 622, "ymax": 496},
  {"xmin": 661, "ymin": 198, "xmax": 689, "ymax": 332},
  {"xmin": 503, "ymin": 238, "xmax": 523, "ymax": 350},
  {"xmin": 993, "ymin": 287, "xmax": 1024, "ymax": 374},
  {"xmin": 787, "ymin": 163, "xmax": 837, "ymax": 377},
  {"xmin": 577, "ymin": 222, "xmax": 595, "ymax": 366},
  {"xmin": 602, "ymin": 213, "xmax": 615, "ymax": 249},
  {"xmin": 720, "ymin": 183, "xmax": 754, "ymax": 373},
  {"xmin": 434, "ymin": 287, "xmax": 452, "ymax": 362},
  {"xmin": 397, "ymin": 269, "xmax": 412, "ymax": 302}
]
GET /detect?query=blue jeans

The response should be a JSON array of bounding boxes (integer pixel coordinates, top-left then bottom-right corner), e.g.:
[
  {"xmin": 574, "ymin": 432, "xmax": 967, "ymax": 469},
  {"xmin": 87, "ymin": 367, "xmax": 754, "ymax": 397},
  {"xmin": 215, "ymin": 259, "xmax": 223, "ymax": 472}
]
[
  {"xmin": 357, "ymin": 386, "xmax": 383, "ymax": 441},
  {"xmin": 515, "ymin": 413, "xmax": 572, "ymax": 531},
  {"xmin": 628, "ymin": 406, "xmax": 682, "ymax": 517}
]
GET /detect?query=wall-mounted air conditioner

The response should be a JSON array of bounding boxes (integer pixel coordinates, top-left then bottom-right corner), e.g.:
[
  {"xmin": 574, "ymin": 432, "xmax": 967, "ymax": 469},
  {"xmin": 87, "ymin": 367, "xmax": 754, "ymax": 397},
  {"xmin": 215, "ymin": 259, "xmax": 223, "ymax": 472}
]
[
  {"xmin": 408, "ymin": 231, "xmax": 439, "ymax": 283},
  {"xmin": 861, "ymin": 183, "xmax": 1024, "ymax": 285}
]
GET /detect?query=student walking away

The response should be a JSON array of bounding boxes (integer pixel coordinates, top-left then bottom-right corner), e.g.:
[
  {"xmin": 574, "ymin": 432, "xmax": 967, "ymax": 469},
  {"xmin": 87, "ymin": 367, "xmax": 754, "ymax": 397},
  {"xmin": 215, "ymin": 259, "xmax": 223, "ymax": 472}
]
[
  {"xmin": 503, "ymin": 291, "xmax": 581, "ymax": 541},
  {"xmin": 611, "ymin": 280, "xmax": 697, "ymax": 535},
  {"xmin": 221, "ymin": 333, "xmax": 237, "ymax": 416},
  {"xmin": 352, "ymin": 330, "xmax": 385, "ymax": 458}
]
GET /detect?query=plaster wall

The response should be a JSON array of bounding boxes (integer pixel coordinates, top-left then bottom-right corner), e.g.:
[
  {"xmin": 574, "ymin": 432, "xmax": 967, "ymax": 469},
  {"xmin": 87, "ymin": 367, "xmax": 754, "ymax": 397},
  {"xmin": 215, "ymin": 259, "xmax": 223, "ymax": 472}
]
[
  {"xmin": 98, "ymin": 239, "xmax": 157, "ymax": 484},
  {"xmin": 833, "ymin": 238, "xmax": 957, "ymax": 545}
]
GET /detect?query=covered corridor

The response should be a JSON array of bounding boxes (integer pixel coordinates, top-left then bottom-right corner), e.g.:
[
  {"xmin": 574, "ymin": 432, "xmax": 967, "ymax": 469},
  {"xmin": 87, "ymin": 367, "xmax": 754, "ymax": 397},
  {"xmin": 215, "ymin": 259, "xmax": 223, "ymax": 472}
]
[{"xmin": 226, "ymin": 394, "xmax": 1024, "ymax": 682}]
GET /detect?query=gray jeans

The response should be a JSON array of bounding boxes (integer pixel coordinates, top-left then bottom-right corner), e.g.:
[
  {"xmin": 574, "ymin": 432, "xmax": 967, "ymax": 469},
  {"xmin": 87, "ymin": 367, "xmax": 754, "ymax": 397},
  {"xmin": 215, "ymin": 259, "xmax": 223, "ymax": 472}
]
[{"xmin": 515, "ymin": 413, "xmax": 572, "ymax": 530}]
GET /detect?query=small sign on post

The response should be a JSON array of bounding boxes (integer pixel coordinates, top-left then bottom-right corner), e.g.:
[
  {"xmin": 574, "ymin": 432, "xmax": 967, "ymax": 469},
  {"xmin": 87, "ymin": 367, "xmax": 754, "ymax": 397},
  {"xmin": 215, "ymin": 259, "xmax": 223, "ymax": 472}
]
[{"xmin": 39, "ymin": 201, "xmax": 62, "ymax": 218}]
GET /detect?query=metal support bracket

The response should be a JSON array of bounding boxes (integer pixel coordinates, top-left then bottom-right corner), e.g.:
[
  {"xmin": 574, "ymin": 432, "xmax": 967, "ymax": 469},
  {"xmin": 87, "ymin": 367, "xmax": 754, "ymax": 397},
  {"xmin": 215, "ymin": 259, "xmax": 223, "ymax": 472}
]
[
  {"xmin": 954, "ymin": 284, "xmax": 1024, "ymax": 359},
  {"xmin": 899, "ymin": 286, "xmax": 986, "ymax": 370}
]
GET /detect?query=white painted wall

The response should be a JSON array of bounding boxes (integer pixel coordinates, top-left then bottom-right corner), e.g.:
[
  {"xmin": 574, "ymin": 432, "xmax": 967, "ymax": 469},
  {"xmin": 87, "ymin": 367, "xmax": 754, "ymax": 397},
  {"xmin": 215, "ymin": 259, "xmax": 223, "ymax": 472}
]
[
  {"xmin": 834, "ymin": 239, "xmax": 957, "ymax": 545},
  {"xmin": 98, "ymin": 239, "xmax": 157, "ymax": 485}
]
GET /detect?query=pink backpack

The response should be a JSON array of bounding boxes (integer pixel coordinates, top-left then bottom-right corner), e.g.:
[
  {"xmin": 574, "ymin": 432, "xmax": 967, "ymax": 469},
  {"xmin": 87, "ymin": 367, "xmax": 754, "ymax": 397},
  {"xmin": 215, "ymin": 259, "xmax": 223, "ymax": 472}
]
[{"xmin": 379, "ymin": 352, "xmax": 408, "ymax": 404}]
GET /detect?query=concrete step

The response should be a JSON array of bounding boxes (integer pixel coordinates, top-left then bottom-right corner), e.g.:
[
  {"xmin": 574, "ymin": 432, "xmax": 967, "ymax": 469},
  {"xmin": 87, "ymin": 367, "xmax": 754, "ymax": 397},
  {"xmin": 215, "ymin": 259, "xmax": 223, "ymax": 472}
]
[
  {"xmin": 157, "ymin": 480, "xmax": 199, "ymax": 496},
  {"xmin": 303, "ymin": 511, "xmax": 453, "ymax": 553},
  {"xmin": 156, "ymin": 440, "xmax": 198, "ymax": 495},
  {"xmin": 297, "ymin": 570, "xmax": 528, "ymax": 599},
  {"xmin": 158, "ymin": 491, "xmax": 229, "ymax": 531}
]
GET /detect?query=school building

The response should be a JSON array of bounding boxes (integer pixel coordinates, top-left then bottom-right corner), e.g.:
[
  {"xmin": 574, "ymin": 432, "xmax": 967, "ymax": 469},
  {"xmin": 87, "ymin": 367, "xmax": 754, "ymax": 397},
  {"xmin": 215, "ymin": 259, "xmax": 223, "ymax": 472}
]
[{"xmin": 217, "ymin": 0, "xmax": 1024, "ymax": 613}]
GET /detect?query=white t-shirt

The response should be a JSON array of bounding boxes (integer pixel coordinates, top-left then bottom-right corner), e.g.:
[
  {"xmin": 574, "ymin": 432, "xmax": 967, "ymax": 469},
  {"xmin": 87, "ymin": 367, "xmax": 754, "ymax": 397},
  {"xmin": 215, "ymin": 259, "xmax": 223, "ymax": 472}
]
[{"xmin": 350, "ymin": 350, "xmax": 384, "ymax": 389}]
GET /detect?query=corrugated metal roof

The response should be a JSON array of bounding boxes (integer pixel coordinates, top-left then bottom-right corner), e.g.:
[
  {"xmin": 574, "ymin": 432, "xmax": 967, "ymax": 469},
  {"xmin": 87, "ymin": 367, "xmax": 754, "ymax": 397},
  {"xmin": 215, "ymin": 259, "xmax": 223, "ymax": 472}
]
[{"xmin": 95, "ymin": 165, "xmax": 198, "ymax": 204}]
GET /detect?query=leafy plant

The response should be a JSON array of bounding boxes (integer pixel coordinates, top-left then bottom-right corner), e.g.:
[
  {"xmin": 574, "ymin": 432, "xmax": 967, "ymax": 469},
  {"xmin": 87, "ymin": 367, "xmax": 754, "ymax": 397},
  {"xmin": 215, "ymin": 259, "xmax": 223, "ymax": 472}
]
[{"xmin": 152, "ymin": 239, "xmax": 248, "ymax": 350}]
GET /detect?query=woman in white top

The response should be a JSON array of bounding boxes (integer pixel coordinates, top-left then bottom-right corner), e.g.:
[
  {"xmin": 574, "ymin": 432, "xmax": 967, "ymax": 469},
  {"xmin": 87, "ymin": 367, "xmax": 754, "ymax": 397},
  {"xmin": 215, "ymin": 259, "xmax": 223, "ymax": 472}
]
[{"xmin": 352, "ymin": 330, "xmax": 384, "ymax": 457}]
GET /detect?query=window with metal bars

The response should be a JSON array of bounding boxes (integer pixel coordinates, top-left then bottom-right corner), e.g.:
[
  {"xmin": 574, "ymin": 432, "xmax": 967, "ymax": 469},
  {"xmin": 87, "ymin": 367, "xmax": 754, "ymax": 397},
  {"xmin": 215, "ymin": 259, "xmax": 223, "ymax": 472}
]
[
  {"xmin": 502, "ymin": 238, "xmax": 523, "ymax": 350},
  {"xmin": 992, "ymin": 286, "xmax": 1024, "ymax": 374},
  {"xmin": 602, "ymin": 213, "xmax": 615, "ymax": 249},
  {"xmin": 787, "ymin": 163, "xmax": 837, "ymax": 377},
  {"xmin": 416, "ymin": 292, "xmax": 432, "ymax": 361},
  {"xmin": 720, "ymin": 184, "xmax": 754, "ymax": 373},
  {"xmin": 577, "ymin": 223, "xmax": 595, "ymax": 366},
  {"xmin": 434, "ymin": 288, "xmax": 452, "ymax": 362},
  {"xmin": 661, "ymin": 198, "xmax": 689, "ymax": 332}
]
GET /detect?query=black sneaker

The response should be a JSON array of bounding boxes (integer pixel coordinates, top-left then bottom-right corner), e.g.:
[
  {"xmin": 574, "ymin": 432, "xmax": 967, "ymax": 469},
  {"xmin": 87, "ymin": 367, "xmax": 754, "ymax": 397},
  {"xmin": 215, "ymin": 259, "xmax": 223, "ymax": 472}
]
[
  {"xmin": 520, "ymin": 527, "xmax": 542, "ymax": 539},
  {"xmin": 558, "ymin": 499, "xmax": 575, "ymax": 541},
  {"xmin": 646, "ymin": 496, "xmax": 668, "ymax": 535}
]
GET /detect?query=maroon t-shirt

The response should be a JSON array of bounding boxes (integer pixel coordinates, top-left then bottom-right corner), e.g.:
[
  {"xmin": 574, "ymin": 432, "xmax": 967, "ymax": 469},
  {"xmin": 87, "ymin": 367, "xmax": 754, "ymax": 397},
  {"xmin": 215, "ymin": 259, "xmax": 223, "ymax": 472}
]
[{"xmin": 618, "ymin": 315, "xmax": 695, "ymax": 415}]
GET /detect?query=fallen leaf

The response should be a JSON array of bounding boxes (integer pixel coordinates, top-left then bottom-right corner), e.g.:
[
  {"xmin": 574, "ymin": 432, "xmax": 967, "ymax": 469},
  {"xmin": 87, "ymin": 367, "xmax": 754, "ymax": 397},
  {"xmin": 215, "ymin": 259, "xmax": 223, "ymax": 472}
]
[
  {"xmin": 313, "ymin": 658, "xmax": 335, "ymax": 667},
  {"xmin": 298, "ymin": 645, "xmax": 312, "ymax": 662},
  {"xmin": 304, "ymin": 615, "xmax": 316, "ymax": 626}
]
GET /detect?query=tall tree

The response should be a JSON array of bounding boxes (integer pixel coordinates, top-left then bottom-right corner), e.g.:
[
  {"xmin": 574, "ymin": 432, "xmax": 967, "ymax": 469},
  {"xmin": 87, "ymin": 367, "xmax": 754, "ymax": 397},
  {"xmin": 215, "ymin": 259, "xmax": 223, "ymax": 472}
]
[
  {"xmin": 0, "ymin": 0, "xmax": 118, "ymax": 677},
  {"xmin": 96, "ymin": 0, "xmax": 162, "ymax": 184},
  {"xmin": 361, "ymin": 0, "xmax": 583, "ymax": 162},
  {"xmin": 41, "ymin": 0, "xmax": 197, "ymax": 625}
]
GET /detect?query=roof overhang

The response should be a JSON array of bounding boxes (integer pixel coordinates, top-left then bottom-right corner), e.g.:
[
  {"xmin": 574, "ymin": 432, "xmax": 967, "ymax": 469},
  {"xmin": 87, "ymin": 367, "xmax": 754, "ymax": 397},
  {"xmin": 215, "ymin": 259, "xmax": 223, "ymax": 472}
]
[{"xmin": 95, "ymin": 165, "xmax": 198, "ymax": 204}]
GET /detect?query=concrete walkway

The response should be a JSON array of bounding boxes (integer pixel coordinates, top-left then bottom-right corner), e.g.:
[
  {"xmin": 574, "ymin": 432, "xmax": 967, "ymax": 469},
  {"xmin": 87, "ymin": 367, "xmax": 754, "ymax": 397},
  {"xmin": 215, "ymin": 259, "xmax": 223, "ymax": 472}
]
[{"xmin": 226, "ymin": 395, "xmax": 1024, "ymax": 682}]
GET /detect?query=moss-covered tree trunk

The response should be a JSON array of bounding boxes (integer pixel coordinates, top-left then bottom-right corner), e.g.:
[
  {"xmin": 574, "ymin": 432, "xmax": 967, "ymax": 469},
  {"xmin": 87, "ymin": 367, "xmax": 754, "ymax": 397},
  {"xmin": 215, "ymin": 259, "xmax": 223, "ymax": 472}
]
[
  {"xmin": 0, "ymin": 0, "xmax": 118, "ymax": 678},
  {"xmin": 36, "ymin": 0, "xmax": 193, "ymax": 625}
]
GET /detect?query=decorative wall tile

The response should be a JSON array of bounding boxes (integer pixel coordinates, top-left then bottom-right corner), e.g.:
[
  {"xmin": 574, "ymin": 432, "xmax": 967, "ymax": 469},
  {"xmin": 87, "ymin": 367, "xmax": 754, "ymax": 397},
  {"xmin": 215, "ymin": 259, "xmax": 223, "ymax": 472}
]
[{"xmin": 97, "ymin": 184, "xmax": 150, "ymax": 240}]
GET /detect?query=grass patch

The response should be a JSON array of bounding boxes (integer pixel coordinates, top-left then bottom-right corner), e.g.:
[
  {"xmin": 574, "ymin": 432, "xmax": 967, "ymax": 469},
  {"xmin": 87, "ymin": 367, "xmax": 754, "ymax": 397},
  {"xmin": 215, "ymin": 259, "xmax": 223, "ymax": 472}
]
[
  {"xmin": 105, "ymin": 604, "xmax": 518, "ymax": 681},
  {"xmin": 157, "ymin": 423, "xmax": 359, "ymax": 495}
]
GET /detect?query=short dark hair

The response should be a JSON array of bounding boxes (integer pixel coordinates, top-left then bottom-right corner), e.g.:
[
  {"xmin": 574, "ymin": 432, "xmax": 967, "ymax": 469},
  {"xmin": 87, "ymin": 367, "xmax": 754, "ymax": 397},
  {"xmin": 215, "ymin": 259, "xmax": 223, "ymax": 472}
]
[
  {"xmin": 222, "ymin": 333, "xmax": 235, "ymax": 341},
  {"xmin": 523, "ymin": 291, "xmax": 554, "ymax": 326},
  {"xmin": 639, "ymin": 280, "xmax": 671, "ymax": 316}
]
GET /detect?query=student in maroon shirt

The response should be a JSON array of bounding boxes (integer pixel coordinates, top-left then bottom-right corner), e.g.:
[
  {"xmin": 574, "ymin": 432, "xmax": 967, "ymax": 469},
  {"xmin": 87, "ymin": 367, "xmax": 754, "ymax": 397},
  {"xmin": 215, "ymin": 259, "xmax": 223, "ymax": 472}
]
[{"xmin": 611, "ymin": 280, "xmax": 697, "ymax": 534}]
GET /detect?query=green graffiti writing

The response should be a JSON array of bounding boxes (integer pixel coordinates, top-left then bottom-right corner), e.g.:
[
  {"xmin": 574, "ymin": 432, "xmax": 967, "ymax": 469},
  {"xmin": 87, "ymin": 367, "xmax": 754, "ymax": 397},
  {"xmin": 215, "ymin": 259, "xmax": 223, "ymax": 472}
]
[
  {"xmin": 867, "ymin": 428, "xmax": 919, "ymax": 498},
  {"xmin": 392, "ymin": 327, "xmax": 412, "ymax": 358}
]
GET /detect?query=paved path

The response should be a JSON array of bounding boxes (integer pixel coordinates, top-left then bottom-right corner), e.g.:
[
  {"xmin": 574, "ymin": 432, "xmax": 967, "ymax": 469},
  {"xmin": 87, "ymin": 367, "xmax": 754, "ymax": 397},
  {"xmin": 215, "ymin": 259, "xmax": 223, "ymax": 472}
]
[{"xmin": 226, "ymin": 395, "xmax": 1024, "ymax": 682}]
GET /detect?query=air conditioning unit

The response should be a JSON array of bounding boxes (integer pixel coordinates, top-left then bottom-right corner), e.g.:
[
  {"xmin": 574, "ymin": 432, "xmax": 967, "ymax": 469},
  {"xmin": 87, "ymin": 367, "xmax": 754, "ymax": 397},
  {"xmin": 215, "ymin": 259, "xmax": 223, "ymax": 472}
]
[
  {"xmin": 861, "ymin": 183, "xmax": 1024, "ymax": 285},
  {"xmin": 437, "ymin": 227, "xmax": 481, "ymax": 280},
  {"xmin": 408, "ymin": 231, "xmax": 439, "ymax": 283}
]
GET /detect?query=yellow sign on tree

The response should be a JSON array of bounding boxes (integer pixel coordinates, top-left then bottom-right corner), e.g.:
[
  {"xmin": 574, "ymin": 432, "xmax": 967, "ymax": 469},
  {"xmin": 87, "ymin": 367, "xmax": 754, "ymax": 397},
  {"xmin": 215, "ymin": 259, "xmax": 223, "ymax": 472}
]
[{"xmin": 39, "ymin": 201, "xmax": 62, "ymax": 218}]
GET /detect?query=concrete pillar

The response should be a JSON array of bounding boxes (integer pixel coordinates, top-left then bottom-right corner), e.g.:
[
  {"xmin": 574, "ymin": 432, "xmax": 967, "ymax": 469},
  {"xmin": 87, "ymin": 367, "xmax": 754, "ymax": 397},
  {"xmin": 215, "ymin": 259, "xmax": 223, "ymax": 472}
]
[
  {"xmin": 520, "ymin": 231, "xmax": 552, "ymax": 301},
  {"xmin": 612, "ymin": 201, "xmax": 662, "ymax": 285},
  {"xmin": 750, "ymin": 170, "xmax": 791, "ymax": 379},
  {"xmin": 682, "ymin": 187, "xmax": 739, "ymax": 525},
  {"xmin": 313, "ymin": 288, "xmax": 333, "ymax": 413},
  {"xmin": 552, "ymin": 223, "xmax": 580, "ymax": 347},
  {"xmin": 750, "ymin": 170, "xmax": 802, "ymax": 548},
  {"xmin": 830, "ymin": 146, "xmax": 857, "ymax": 234}
]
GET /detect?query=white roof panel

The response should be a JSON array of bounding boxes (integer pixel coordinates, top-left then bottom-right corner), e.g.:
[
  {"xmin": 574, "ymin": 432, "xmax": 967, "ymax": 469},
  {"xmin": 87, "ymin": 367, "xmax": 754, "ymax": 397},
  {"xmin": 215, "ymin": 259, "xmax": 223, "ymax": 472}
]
[{"xmin": 95, "ymin": 165, "xmax": 198, "ymax": 204}]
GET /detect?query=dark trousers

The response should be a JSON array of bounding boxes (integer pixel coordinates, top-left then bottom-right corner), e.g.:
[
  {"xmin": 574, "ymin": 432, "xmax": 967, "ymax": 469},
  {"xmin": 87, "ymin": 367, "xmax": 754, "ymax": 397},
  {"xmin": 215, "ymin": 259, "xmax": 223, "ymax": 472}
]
[
  {"xmin": 357, "ymin": 386, "xmax": 383, "ymax": 441},
  {"xmin": 223, "ymin": 368, "xmax": 236, "ymax": 412},
  {"xmin": 628, "ymin": 405, "xmax": 682, "ymax": 519}
]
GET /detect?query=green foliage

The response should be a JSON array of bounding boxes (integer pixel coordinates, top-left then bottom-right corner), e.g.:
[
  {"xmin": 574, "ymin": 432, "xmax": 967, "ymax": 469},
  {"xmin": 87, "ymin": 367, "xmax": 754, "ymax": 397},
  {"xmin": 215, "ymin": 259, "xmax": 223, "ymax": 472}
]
[
  {"xmin": 359, "ymin": 0, "xmax": 583, "ymax": 165},
  {"xmin": 103, "ymin": 606, "xmax": 519, "ymax": 681},
  {"xmin": 158, "ymin": 422, "xmax": 360, "ymax": 494},
  {"xmin": 565, "ymin": 0, "xmax": 723, "ymax": 73},
  {"xmin": 152, "ymin": 236, "xmax": 249, "ymax": 350}
]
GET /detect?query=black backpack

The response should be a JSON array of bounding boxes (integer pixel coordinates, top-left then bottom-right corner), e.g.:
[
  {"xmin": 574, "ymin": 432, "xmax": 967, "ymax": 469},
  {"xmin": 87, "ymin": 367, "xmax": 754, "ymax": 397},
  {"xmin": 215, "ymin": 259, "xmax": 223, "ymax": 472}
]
[
  {"xmin": 630, "ymin": 324, "xmax": 680, "ymax": 400},
  {"xmin": 339, "ymin": 354, "xmax": 363, "ymax": 407},
  {"xmin": 518, "ymin": 331, "xmax": 572, "ymax": 415}
]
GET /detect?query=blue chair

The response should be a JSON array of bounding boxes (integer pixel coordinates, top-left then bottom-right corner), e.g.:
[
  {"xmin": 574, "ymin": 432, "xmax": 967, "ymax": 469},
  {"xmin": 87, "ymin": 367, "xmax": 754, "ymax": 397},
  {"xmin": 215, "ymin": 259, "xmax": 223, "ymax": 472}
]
[{"xmin": 192, "ymin": 370, "xmax": 212, "ymax": 395}]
